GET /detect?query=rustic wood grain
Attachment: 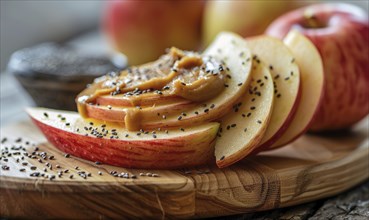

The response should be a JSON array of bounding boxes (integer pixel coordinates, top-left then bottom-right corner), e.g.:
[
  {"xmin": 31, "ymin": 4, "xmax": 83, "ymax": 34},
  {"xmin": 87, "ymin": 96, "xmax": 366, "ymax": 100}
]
[{"xmin": 0, "ymin": 118, "xmax": 368, "ymax": 219}]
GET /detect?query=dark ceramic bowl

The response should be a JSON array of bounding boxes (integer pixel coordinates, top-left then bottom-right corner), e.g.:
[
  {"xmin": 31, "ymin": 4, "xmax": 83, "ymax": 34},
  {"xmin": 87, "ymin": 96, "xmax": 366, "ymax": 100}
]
[{"xmin": 7, "ymin": 43, "xmax": 123, "ymax": 111}]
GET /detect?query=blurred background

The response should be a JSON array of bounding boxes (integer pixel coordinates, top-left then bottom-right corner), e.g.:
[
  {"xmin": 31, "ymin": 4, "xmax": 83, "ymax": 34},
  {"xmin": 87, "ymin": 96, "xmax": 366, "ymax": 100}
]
[{"xmin": 1, "ymin": 0, "xmax": 368, "ymax": 125}]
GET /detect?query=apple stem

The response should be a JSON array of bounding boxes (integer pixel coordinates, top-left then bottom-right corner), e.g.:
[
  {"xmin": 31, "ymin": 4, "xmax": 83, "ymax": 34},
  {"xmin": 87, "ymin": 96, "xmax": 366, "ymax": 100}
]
[{"xmin": 303, "ymin": 11, "xmax": 325, "ymax": 29}]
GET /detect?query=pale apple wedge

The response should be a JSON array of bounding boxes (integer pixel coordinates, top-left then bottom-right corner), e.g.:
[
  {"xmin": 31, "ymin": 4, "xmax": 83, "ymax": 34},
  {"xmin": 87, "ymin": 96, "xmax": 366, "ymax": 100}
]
[
  {"xmin": 247, "ymin": 36, "xmax": 301, "ymax": 148},
  {"xmin": 215, "ymin": 60, "xmax": 274, "ymax": 168},
  {"xmin": 27, "ymin": 107, "xmax": 219, "ymax": 169},
  {"xmin": 82, "ymin": 32, "xmax": 252, "ymax": 131},
  {"xmin": 268, "ymin": 30, "xmax": 324, "ymax": 149}
]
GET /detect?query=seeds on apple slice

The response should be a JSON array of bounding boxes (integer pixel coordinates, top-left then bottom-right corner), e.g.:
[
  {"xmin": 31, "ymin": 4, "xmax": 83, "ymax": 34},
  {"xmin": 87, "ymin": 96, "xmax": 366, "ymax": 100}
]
[
  {"xmin": 215, "ymin": 60, "xmax": 274, "ymax": 168},
  {"xmin": 269, "ymin": 30, "xmax": 324, "ymax": 149},
  {"xmin": 27, "ymin": 107, "xmax": 219, "ymax": 169},
  {"xmin": 247, "ymin": 36, "xmax": 301, "ymax": 149}
]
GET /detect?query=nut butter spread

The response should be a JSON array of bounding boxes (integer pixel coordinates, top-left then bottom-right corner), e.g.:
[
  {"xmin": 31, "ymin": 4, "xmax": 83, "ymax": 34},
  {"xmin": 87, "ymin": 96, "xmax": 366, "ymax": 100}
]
[{"xmin": 77, "ymin": 47, "xmax": 228, "ymax": 130}]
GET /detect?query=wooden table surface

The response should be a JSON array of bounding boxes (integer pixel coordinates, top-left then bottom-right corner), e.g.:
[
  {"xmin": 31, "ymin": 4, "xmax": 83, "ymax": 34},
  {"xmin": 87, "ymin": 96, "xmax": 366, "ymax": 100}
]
[{"xmin": 1, "ymin": 31, "xmax": 368, "ymax": 220}]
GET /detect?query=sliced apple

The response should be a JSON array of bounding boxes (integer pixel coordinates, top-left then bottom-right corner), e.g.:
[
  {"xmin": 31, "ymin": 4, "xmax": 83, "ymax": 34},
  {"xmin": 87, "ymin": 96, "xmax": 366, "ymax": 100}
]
[
  {"xmin": 27, "ymin": 107, "xmax": 219, "ymax": 169},
  {"xmin": 95, "ymin": 93, "xmax": 184, "ymax": 107},
  {"xmin": 215, "ymin": 60, "xmax": 274, "ymax": 168},
  {"xmin": 84, "ymin": 100, "xmax": 196, "ymax": 124},
  {"xmin": 247, "ymin": 36, "xmax": 301, "ymax": 148},
  {"xmin": 82, "ymin": 32, "xmax": 253, "ymax": 131},
  {"xmin": 268, "ymin": 30, "xmax": 324, "ymax": 149}
]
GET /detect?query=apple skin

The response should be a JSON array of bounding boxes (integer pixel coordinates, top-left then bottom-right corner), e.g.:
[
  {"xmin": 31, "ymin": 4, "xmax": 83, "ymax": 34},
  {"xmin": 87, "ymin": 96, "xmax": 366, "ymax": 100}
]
[
  {"xmin": 266, "ymin": 3, "xmax": 369, "ymax": 131},
  {"xmin": 30, "ymin": 113, "xmax": 218, "ymax": 170},
  {"xmin": 104, "ymin": 0, "xmax": 204, "ymax": 66},
  {"xmin": 203, "ymin": 0, "xmax": 309, "ymax": 46}
]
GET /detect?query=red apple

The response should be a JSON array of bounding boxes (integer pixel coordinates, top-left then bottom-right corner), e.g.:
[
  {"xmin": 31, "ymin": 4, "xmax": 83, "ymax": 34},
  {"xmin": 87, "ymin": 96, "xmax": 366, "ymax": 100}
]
[
  {"xmin": 27, "ymin": 107, "xmax": 219, "ymax": 169},
  {"xmin": 104, "ymin": 0, "xmax": 204, "ymax": 65},
  {"xmin": 266, "ymin": 3, "xmax": 369, "ymax": 131}
]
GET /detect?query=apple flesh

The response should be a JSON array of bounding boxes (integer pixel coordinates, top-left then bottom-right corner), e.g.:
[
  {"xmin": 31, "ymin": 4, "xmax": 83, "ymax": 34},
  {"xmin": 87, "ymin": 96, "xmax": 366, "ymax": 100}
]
[
  {"xmin": 104, "ymin": 0, "xmax": 204, "ymax": 65},
  {"xmin": 84, "ymin": 100, "xmax": 196, "ymax": 124},
  {"xmin": 95, "ymin": 93, "xmax": 184, "ymax": 107},
  {"xmin": 27, "ymin": 107, "xmax": 219, "ymax": 169},
  {"xmin": 247, "ymin": 36, "xmax": 301, "ymax": 149},
  {"xmin": 203, "ymin": 0, "xmax": 309, "ymax": 46},
  {"xmin": 268, "ymin": 30, "xmax": 324, "ymax": 149},
  {"xmin": 215, "ymin": 60, "xmax": 274, "ymax": 168},
  {"xmin": 266, "ymin": 3, "xmax": 369, "ymax": 131}
]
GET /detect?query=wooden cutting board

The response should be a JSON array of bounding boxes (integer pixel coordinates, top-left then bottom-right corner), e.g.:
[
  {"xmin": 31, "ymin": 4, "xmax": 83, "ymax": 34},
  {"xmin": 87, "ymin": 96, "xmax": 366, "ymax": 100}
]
[{"xmin": 1, "ymin": 118, "xmax": 368, "ymax": 219}]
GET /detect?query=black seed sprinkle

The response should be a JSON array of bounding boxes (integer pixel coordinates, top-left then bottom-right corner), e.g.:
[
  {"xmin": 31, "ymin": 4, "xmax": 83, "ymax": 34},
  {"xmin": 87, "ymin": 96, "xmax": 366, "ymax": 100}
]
[
  {"xmin": 242, "ymin": 114, "xmax": 246, "ymax": 118},
  {"xmin": 204, "ymin": 109, "xmax": 209, "ymax": 113},
  {"xmin": 247, "ymin": 113, "xmax": 252, "ymax": 117},
  {"xmin": 244, "ymin": 128, "xmax": 248, "ymax": 132},
  {"xmin": 180, "ymin": 128, "xmax": 185, "ymax": 132},
  {"xmin": 43, "ymin": 112, "xmax": 49, "ymax": 118},
  {"xmin": 238, "ymin": 83, "xmax": 243, "ymax": 86},
  {"xmin": 250, "ymin": 106, "xmax": 256, "ymax": 110},
  {"xmin": 257, "ymin": 120, "xmax": 262, "ymax": 124},
  {"xmin": 210, "ymin": 104, "xmax": 215, "ymax": 109},
  {"xmin": 220, "ymin": 156, "xmax": 225, "ymax": 160},
  {"xmin": 177, "ymin": 116, "xmax": 182, "ymax": 121},
  {"xmin": 285, "ymin": 77, "xmax": 290, "ymax": 81},
  {"xmin": 277, "ymin": 94, "xmax": 281, "ymax": 98},
  {"xmin": 231, "ymin": 124, "xmax": 236, "ymax": 128},
  {"xmin": 64, "ymin": 154, "xmax": 70, "ymax": 158}
]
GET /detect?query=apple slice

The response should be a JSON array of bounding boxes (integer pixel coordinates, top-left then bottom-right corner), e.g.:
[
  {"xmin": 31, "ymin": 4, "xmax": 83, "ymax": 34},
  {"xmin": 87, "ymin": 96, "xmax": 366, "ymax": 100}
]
[
  {"xmin": 82, "ymin": 32, "xmax": 253, "ymax": 131},
  {"xmin": 27, "ymin": 107, "xmax": 219, "ymax": 169},
  {"xmin": 215, "ymin": 60, "xmax": 274, "ymax": 168},
  {"xmin": 268, "ymin": 30, "xmax": 324, "ymax": 149},
  {"xmin": 84, "ymin": 100, "xmax": 196, "ymax": 124},
  {"xmin": 95, "ymin": 93, "xmax": 184, "ymax": 107},
  {"xmin": 247, "ymin": 36, "xmax": 301, "ymax": 148}
]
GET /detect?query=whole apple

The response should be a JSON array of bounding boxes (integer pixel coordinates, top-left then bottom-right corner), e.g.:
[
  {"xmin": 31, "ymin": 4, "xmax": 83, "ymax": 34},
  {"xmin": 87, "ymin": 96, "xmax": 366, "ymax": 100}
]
[
  {"xmin": 266, "ymin": 3, "xmax": 369, "ymax": 131},
  {"xmin": 104, "ymin": 0, "xmax": 204, "ymax": 65},
  {"xmin": 202, "ymin": 0, "xmax": 310, "ymax": 46}
]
